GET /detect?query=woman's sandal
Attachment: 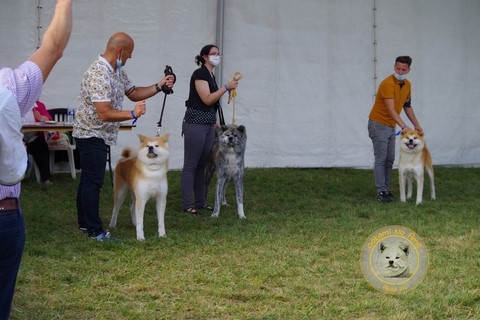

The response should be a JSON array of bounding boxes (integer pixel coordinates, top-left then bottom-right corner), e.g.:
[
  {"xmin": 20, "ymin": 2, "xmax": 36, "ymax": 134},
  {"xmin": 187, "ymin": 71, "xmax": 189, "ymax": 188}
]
[
  {"xmin": 200, "ymin": 205, "xmax": 214, "ymax": 212},
  {"xmin": 184, "ymin": 207, "xmax": 199, "ymax": 215}
]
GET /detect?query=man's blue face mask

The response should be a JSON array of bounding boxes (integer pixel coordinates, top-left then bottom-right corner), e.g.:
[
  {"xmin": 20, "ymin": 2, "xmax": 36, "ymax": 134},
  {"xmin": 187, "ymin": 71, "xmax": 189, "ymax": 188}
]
[
  {"xmin": 116, "ymin": 58, "xmax": 122, "ymax": 74},
  {"xmin": 116, "ymin": 50, "xmax": 123, "ymax": 74}
]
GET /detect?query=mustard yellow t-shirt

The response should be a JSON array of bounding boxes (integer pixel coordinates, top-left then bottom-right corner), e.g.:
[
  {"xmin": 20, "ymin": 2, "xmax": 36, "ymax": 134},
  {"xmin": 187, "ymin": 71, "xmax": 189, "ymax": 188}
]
[{"xmin": 369, "ymin": 75, "xmax": 411, "ymax": 127}]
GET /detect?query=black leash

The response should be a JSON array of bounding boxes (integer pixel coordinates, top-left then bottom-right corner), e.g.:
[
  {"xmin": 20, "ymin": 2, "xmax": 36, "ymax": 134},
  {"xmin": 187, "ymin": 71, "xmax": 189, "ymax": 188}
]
[
  {"xmin": 217, "ymin": 105, "xmax": 225, "ymax": 126},
  {"xmin": 156, "ymin": 65, "xmax": 176, "ymax": 135},
  {"xmin": 157, "ymin": 93, "xmax": 168, "ymax": 128}
]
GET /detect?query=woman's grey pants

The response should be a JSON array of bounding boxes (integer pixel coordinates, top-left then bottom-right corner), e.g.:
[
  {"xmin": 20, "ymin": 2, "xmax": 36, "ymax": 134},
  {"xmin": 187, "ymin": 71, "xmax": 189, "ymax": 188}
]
[{"xmin": 181, "ymin": 122, "xmax": 215, "ymax": 209}]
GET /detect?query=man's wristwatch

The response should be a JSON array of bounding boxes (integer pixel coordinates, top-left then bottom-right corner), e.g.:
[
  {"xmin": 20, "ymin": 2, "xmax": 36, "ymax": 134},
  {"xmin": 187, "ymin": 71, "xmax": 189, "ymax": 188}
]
[{"xmin": 155, "ymin": 83, "xmax": 162, "ymax": 93}]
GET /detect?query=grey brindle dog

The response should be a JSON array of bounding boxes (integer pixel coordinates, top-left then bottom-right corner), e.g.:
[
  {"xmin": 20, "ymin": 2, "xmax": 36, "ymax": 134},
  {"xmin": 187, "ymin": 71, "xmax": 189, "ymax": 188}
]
[{"xmin": 205, "ymin": 124, "xmax": 247, "ymax": 218}]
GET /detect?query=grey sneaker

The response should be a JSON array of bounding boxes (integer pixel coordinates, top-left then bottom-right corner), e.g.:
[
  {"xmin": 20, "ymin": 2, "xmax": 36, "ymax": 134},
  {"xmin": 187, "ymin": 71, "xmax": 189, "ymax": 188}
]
[
  {"xmin": 377, "ymin": 192, "xmax": 392, "ymax": 203},
  {"xmin": 92, "ymin": 231, "xmax": 120, "ymax": 243}
]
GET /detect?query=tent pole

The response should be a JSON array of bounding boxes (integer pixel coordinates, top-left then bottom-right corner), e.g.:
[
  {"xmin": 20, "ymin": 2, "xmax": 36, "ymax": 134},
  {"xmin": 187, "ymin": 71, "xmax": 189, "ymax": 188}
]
[
  {"xmin": 36, "ymin": 0, "xmax": 43, "ymax": 49},
  {"xmin": 215, "ymin": 0, "xmax": 225, "ymax": 87},
  {"xmin": 372, "ymin": 0, "xmax": 378, "ymax": 102}
]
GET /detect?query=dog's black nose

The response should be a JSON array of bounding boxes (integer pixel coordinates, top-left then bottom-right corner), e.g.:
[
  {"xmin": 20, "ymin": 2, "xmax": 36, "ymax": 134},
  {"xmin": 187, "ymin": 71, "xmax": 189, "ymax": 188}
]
[
  {"xmin": 389, "ymin": 260, "xmax": 394, "ymax": 265},
  {"xmin": 409, "ymin": 139, "xmax": 414, "ymax": 143},
  {"xmin": 228, "ymin": 137, "xmax": 233, "ymax": 141},
  {"xmin": 148, "ymin": 146, "xmax": 154, "ymax": 152}
]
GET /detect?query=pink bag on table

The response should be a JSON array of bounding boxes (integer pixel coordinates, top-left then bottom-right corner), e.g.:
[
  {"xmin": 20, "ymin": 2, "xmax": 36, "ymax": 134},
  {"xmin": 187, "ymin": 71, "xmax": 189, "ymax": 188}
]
[{"xmin": 33, "ymin": 101, "xmax": 66, "ymax": 145}]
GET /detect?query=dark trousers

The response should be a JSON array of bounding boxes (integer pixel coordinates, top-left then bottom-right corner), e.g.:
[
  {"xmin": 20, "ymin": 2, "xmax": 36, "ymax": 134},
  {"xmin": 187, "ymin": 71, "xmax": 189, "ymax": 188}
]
[
  {"xmin": 181, "ymin": 123, "xmax": 215, "ymax": 209},
  {"xmin": 26, "ymin": 135, "xmax": 51, "ymax": 182},
  {"xmin": 0, "ymin": 199, "xmax": 25, "ymax": 320},
  {"xmin": 75, "ymin": 137, "xmax": 107, "ymax": 237}
]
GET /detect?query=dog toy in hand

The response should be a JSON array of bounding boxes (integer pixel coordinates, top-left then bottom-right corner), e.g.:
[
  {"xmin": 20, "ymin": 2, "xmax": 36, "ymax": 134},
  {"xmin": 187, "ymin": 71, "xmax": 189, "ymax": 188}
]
[{"xmin": 228, "ymin": 72, "xmax": 242, "ymax": 104}]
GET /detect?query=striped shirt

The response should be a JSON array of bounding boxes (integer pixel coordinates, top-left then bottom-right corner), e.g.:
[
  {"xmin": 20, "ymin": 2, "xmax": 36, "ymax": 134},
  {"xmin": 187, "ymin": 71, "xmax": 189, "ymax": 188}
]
[{"xmin": 0, "ymin": 61, "xmax": 43, "ymax": 199}]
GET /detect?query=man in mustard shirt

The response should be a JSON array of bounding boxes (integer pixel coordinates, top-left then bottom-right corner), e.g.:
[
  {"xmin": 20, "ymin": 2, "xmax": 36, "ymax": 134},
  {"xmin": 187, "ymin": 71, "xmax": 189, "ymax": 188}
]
[{"xmin": 368, "ymin": 56, "xmax": 423, "ymax": 203}]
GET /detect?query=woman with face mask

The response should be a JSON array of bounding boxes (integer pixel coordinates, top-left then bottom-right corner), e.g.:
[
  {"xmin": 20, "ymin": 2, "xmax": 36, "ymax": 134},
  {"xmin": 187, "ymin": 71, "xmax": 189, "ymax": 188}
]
[{"xmin": 181, "ymin": 44, "xmax": 238, "ymax": 215}]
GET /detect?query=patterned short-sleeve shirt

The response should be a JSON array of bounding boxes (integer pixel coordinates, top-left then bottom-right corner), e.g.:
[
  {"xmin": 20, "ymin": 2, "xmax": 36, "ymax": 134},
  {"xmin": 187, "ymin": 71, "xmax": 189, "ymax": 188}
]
[{"xmin": 73, "ymin": 55, "xmax": 133, "ymax": 145}]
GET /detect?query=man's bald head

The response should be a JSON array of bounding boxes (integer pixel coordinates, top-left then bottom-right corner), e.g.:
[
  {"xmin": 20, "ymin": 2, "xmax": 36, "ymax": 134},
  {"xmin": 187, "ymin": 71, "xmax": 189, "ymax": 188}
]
[
  {"xmin": 102, "ymin": 32, "xmax": 135, "ymax": 68},
  {"xmin": 106, "ymin": 32, "xmax": 134, "ymax": 51}
]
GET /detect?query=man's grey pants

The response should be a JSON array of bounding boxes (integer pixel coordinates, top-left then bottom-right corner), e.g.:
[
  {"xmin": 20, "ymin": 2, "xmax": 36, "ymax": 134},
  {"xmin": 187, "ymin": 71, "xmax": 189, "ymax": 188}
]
[{"xmin": 368, "ymin": 119, "xmax": 396, "ymax": 193}]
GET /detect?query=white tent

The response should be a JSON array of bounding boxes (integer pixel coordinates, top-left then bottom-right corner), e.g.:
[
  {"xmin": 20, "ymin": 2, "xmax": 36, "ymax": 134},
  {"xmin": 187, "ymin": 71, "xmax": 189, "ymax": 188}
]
[{"xmin": 2, "ymin": 0, "xmax": 479, "ymax": 169}]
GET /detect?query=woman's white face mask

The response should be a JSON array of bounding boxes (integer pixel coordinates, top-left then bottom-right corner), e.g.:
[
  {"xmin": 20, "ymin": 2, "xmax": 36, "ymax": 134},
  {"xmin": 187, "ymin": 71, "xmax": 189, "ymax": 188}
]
[{"xmin": 208, "ymin": 55, "xmax": 221, "ymax": 66}]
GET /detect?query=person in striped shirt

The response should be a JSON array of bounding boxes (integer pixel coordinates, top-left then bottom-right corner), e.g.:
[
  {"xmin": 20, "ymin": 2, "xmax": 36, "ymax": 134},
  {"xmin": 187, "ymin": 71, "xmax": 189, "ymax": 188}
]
[{"xmin": 0, "ymin": 1, "xmax": 72, "ymax": 318}]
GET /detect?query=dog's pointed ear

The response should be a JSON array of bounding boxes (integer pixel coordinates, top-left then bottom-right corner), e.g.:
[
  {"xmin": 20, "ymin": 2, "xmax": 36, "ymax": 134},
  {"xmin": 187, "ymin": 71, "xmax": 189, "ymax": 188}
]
[
  {"xmin": 160, "ymin": 132, "xmax": 170, "ymax": 142},
  {"xmin": 237, "ymin": 125, "xmax": 246, "ymax": 133},
  {"xmin": 379, "ymin": 242, "xmax": 386, "ymax": 253},
  {"xmin": 399, "ymin": 243, "xmax": 409, "ymax": 255},
  {"xmin": 137, "ymin": 133, "xmax": 147, "ymax": 142}
]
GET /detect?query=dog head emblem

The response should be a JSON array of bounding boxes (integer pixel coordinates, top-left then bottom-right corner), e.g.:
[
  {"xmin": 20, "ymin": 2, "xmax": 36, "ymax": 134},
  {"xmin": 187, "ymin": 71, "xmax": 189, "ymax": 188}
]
[
  {"xmin": 137, "ymin": 133, "xmax": 170, "ymax": 164},
  {"xmin": 377, "ymin": 241, "xmax": 410, "ymax": 278},
  {"xmin": 399, "ymin": 130, "xmax": 425, "ymax": 153}
]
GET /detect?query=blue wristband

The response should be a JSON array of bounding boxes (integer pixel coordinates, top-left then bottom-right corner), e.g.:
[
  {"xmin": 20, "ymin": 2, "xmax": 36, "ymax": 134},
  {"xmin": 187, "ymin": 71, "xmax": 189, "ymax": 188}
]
[{"xmin": 131, "ymin": 110, "xmax": 138, "ymax": 125}]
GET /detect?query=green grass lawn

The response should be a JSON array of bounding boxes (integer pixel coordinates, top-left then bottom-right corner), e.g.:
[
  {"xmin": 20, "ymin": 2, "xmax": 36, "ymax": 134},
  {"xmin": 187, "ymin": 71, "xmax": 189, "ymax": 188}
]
[{"xmin": 12, "ymin": 167, "xmax": 480, "ymax": 319}]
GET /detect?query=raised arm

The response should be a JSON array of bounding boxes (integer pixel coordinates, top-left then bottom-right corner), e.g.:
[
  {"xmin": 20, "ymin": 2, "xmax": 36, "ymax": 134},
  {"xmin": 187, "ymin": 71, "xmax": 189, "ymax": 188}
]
[{"xmin": 28, "ymin": 0, "xmax": 73, "ymax": 82}]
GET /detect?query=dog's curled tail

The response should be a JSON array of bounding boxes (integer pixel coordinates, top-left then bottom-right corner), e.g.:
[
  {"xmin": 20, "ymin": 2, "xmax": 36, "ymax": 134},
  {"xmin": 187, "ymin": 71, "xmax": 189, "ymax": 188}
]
[{"xmin": 120, "ymin": 148, "xmax": 133, "ymax": 159}]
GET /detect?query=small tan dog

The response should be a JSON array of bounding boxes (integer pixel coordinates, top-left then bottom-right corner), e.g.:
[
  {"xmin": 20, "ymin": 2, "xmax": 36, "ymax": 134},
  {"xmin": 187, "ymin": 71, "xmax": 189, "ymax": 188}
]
[
  {"xmin": 398, "ymin": 130, "xmax": 435, "ymax": 205},
  {"xmin": 109, "ymin": 133, "xmax": 170, "ymax": 241}
]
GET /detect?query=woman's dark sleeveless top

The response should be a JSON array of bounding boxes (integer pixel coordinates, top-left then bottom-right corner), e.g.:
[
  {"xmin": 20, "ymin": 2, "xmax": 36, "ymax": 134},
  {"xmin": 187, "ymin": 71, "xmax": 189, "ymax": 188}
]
[{"xmin": 184, "ymin": 65, "xmax": 218, "ymax": 124}]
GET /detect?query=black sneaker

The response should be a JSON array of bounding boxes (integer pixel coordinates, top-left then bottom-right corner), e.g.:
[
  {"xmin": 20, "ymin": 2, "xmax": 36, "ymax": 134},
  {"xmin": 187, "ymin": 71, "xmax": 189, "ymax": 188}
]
[
  {"xmin": 386, "ymin": 191, "xmax": 394, "ymax": 200},
  {"xmin": 377, "ymin": 192, "xmax": 392, "ymax": 203},
  {"xmin": 91, "ymin": 231, "xmax": 121, "ymax": 243}
]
